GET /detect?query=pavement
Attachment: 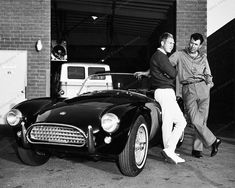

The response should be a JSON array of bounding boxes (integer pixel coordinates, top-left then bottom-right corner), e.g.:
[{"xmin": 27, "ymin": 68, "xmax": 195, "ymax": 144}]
[{"xmin": 0, "ymin": 124, "xmax": 235, "ymax": 188}]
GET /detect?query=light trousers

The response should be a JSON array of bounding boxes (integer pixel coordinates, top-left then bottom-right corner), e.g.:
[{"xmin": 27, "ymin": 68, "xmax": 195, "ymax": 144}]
[
  {"xmin": 154, "ymin": 88, "xmax": 187, "ymax": 152},
  {"xmin": 182, "ymin": 82, "xmax": 216, "ymax": 151}
]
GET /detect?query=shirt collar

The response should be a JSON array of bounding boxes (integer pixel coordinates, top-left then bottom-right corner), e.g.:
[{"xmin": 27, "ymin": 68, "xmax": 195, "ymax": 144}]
[
  {"xmin": 184, "ymin": 48, "xmax": 203, "ymax": 59},
  {"xmin": 157, "ymin": 48, "xmax": 167, "ymax": 55}
]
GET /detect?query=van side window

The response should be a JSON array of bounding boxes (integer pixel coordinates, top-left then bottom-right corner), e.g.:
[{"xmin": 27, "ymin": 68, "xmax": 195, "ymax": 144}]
[
  {"xmin": 88, "ymin": 67, "xmax": 106, "ymax": 80},
  {"xmin": 67, "ymin": 66, "xmax": 85, "ymax": 79}
]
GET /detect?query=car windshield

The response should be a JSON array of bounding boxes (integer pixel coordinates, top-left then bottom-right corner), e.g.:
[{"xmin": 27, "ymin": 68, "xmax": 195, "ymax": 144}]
[{"xmin": 77, "ymin": 73, "xmax": 150, "ymax": 95}]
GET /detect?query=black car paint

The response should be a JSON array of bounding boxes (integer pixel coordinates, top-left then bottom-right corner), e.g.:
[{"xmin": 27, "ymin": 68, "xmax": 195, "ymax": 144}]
[{"xmin": 11, "ymin": 90, "xmax": 157, "ymax": 156}]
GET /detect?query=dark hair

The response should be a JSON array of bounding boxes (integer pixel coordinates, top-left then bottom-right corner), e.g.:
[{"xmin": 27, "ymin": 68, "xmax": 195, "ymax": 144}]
[
  {"xmin": 190, "ymin": 33, "xmax": 204, "ymax": 44},
  {"xmin": 159, "ymin": 32, "xmax": 173, "ymax": 44}
]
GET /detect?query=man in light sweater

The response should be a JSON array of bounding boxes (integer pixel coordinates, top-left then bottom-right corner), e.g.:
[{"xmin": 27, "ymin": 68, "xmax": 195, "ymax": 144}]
[{"xmin": 136, "ymin": 32, "xmax": 187, "ymax": 164}]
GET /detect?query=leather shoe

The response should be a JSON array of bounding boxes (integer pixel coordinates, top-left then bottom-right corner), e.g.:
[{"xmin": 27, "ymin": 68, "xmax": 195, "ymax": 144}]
[
  {"xmin": 211, "ymin": 138, "xmax": 221, "ymax": 157},
  {"xmin": 192, "ymin": 150, "xmax": 203, "ymax": 158}
]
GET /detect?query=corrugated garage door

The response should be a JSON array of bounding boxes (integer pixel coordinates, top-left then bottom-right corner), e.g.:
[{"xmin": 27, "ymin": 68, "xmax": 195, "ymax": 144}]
[{"xmin": 0, "ymin": 50, "xmax": 27, "ymax": 124}]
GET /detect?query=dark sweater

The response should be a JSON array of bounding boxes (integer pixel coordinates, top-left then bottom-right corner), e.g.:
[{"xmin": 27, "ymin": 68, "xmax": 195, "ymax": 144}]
[{"xmin": 150, "ymin": 50, "xmax": 177, "ymax": 89}]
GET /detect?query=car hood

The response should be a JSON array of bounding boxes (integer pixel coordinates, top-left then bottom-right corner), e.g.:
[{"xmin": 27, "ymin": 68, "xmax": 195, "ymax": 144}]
[{"xmin": 35, "ymin": 90, "xmax": 148, "ymax": 130}]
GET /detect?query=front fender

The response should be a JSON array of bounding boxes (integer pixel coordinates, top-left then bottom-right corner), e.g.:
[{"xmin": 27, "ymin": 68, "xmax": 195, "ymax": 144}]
[
  {"xmin": 11, "ymin": 97, "xmax": 64, "ymax": 147},
  {"xmin": 96, "ymin": 104, "xmax": 151, "ymax": 155},
  {"xmin": 13, "ymin": 97, "xmax": 64, "ymax": 124}
]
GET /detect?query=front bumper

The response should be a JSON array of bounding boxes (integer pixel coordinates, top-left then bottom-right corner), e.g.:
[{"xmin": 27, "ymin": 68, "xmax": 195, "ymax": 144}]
[{"xmin": 18, "ymin": 122, "xmax": 96, "ymax": 153}]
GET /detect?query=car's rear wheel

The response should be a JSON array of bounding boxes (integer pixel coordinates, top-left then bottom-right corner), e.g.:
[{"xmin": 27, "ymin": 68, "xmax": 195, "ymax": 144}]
[
  {"xmin": 118, "ymin": 115, "xmax": 149, "ymax": 177},
  {"xmin": 17, "ymin": 146, "xmax": 50, "ymax": 166}
]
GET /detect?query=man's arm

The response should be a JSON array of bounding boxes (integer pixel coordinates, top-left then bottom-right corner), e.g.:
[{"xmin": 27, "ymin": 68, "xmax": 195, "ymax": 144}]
[
  {"xmin": 134, "ymin": 69, "xmax": 150, "ymax": 79},
  {"xmin": 169, "ymin": 51, "xmax": 179, "ymax": 67},
  {"xmin": 134, "ymin": 51, "xmax": 179, "ymax": 79},
  {"xmin": 203, "ymin": 57, "xmax": 214, "ymax": 88},
  {"xmin": 156, "ymin": 55, "xmax": 177, "ymax": 78}
]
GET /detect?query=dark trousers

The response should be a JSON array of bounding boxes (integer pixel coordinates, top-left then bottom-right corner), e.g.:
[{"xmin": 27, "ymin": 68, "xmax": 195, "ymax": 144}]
[{"xmin": 182, "ymin": 81, "xmax": 216, "ymax": 151}]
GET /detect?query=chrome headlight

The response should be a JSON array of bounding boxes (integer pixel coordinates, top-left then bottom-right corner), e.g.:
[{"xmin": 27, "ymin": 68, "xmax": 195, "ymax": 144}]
[
  {"xmin": 101, "ymin": 113, "xmax": 120, "ymax": 133},
  {"xmin": 6, "ymin": 109, "xmax": 23, "ymax": 126}
]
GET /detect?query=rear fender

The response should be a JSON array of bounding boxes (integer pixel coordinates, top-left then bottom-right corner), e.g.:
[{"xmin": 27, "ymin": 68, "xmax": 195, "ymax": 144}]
[{"xmin": 144, "ymin": 102, "xmax": 161, "ymax": 140}]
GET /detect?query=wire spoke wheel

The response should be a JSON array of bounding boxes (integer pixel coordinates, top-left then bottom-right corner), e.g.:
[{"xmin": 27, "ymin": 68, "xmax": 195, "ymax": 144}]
[
  {"xmin": 135, "ymin": 124, "xmax": 148, "ymax": 167},
  {"xmin": 118, "ymin": 115, "xmax": 149, "ymax": 176}
]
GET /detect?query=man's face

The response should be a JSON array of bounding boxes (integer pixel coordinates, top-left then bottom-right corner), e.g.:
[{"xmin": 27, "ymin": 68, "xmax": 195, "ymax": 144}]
[
  {"xmin": 188, "ymin": 38, "xmax": 201, "ymax": 53},
  {"xmin": 162, "ymin": 37, "xmax": 174, "ymax": 53}
]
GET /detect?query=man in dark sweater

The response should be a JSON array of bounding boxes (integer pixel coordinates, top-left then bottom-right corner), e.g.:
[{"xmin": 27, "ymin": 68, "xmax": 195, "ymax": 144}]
[{"xmin": 135, "ymin": 32, "xmax": 187, "ymax": 164}]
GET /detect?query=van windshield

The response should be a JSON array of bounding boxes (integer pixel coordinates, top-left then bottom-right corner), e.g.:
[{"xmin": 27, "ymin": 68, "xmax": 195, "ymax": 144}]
[{"xmin": 88, "ymin": 67, "xmax": 105, "ymax": 76}]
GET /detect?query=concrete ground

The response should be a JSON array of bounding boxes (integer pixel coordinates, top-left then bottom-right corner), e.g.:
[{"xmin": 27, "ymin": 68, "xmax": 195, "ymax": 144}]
[{"xmin": 0, "ymin": 124, "xmax": 234, "ymax": 188}]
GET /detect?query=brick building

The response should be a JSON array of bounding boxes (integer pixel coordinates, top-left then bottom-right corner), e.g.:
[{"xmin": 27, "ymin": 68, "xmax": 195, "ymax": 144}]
[{"xmin": 0, "ymin": 0, "xmax": 51, "ymax": 99}]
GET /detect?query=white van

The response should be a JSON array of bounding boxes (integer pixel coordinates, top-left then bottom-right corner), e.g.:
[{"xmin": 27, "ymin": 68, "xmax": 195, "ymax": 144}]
[{"xmin": 59, "ymin": 63, "xmax": 110, "ymax": 98}]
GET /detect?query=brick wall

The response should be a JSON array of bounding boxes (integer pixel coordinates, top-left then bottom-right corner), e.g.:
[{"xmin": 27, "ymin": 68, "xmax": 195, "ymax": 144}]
[
  {"xmin": 0, "ymin": 0, "xmax": 51, "ymax": 99},
  {"xmin": 176, "ymin": 0, "xmax": 207, "ymax": 51}
]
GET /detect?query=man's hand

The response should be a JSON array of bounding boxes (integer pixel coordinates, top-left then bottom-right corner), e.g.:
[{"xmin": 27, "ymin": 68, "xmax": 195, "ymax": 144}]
[
  {"xmin": 204, "ymin": 74, "xmax": 214, "ymax": 88},
  {"xmin": 208, "ymin": 82, "xmax": 214, "ymax": 89},
  {"xmin": 204, "ymin": 74, "xmax": 213, "ymax": 83},
  {"xmin": 134, "ymin": 71, "xmax": 150, "ymax": 80},
  {"xmin": 163, "ymin": 73, "xmax": 171, "ymax": 79}
]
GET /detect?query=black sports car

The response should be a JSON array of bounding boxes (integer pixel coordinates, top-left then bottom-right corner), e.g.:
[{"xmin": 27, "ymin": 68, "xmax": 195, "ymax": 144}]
[{"xmin": 6, "ymin": 73, "xmax": 184, "ymax": 177}]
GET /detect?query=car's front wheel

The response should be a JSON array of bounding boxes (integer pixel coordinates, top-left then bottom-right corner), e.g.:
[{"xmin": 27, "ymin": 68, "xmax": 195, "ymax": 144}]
[
  {"xmin": 118, "ymin": 115, "xmax": 149, "ymax": 177},
  {"xmin": 17, "ymin": 146, "xmax": 50, "ymax": 166}
]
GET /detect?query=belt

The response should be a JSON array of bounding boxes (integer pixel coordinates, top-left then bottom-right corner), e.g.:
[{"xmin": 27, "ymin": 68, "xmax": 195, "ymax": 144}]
[{"xmin": 181, "ymin": 79, "xmax": 204, "ymax": 86}]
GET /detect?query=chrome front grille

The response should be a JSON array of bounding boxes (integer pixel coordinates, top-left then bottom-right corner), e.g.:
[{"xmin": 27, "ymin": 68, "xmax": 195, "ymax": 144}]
[{"xmin": 27, "ymin": 123, "xmax": 87, "ymax": 147}]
